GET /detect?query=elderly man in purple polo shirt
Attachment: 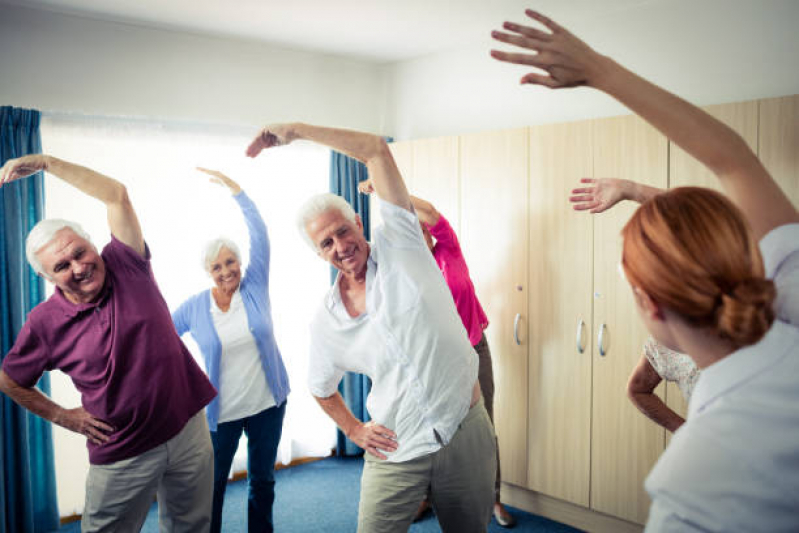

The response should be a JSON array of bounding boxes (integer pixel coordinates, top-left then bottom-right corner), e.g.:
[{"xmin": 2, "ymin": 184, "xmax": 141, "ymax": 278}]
[{"xmin": 0, "ymin": 154, "xmax": 217, "ymax": 532}]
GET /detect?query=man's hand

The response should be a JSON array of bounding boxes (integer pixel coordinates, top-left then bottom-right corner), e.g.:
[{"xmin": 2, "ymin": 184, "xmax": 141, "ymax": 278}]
[
  {"xmin": 569, "ymin": 178, "xmax": 630, "ymax": 214},
  {"xmin": 197, "ymin": 167, "xmax": 242, "ymax": 195},
  {"xmin": 490, "ymin": 9, "xmax": 606, "ymax": 89},
  {"xmin": 55, "ymin": 407, "xmax": 115, "ymax": 445},
  {"xmin": 245, "ymin": 123, "xmax": 298, "ymax": 158},
  {"xmin": 348, "ymin": 421, "xmax": 398, "ymax": 460},
  {"xmin": 358, "ymin": 178, "xmax": 375, "ymax": 195},
  {"xmin": 0, "ymin": 154, "xmax": 49, "ymax": 187}
]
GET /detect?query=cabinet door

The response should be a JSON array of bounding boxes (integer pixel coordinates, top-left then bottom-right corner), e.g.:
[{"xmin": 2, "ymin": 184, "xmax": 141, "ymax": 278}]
[
  {"xmin": 460, "ymin": 128, "xmax": 529, "ymax": 487},
  {"xmin": 526, "ymin": 121, "xmax": 593, "ymax": 506},
  {"xmin": 590, "ymin": 115, "xmax": 667, "ymax": 524},
  {"xmin": 667, "ymin": 100, "xmax": 759, "ymax": 428},
  {"xmin": 411, "ymin": 137, "xmax": 461, "ymax": 233},
  {"xmin": 759, "ymin": 95, "xmax": 799, "ymax": 206}
]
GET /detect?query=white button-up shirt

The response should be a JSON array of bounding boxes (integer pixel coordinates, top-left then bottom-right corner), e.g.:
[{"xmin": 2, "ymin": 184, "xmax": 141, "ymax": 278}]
[
  {"xmin": 645, "ymin": 224, "xmax": 799, "ymax": 532},
  {"xmin": 308, "ymin": 199, "xmax": 478, "ymax": 463}
]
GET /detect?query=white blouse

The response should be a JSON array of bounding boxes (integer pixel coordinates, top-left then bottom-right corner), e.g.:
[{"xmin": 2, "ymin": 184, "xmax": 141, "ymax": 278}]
[{"xmin": 643, "ymin": 337, "xmax": 700, "ymax": 402}]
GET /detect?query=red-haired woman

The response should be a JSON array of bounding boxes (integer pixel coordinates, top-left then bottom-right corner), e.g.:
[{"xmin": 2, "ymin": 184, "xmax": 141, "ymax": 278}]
[{"xmin": 493, "ymin": 11, "xmax": 799, "ymax": 531}]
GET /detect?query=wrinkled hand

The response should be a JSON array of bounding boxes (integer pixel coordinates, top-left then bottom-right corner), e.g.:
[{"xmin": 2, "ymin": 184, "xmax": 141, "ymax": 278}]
[
  {"xmin": 348, "ymin": 421, "xmax": 397, "ymax": 460},
  {"xmin": 245, "ymin": 123, "xmax": 297, "ymax": 158},
  {"xmin": 197, "ymin": 167, "xmax": 242, "ymax": 195},
  {"xmin": 57, "ymin": 407, "xmax": 114, "ymax": 445},
  {"xmin": 490, "ymin": 9, "xmax": 603, "ymax": 89},
  {"xmin": 569, "ymin": 178, "xmax": 628, "ymax": 214},
  {"xmin": 0, "ymin": 155, "xmax": 49, "ymax": 187},
  {"xmin": 358, "ymin": 178, "xmax": 375, "ymax": 195}
]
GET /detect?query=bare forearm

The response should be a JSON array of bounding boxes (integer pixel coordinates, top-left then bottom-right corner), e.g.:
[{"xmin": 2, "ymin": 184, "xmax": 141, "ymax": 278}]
[
  {"xmin": 45, "ymin": 156, "xmax": 129, "ymax": 206},
  {"xmin": 0, "ymin": 372, "xmax": 64, "ymax": 426},
  {"xmin": 292, "ymin": 123, "xmax": 411, "ymax": 210},
  {"xmin": 314, "ymin": 392, "xmax": 361, "ymax": 437},
  {"xmin": 624, "ymin": 180, "xmax": 663, "ymax": 204},
  {"xmin": 409, "ymin": 196, "xmax": 440, "ymax": 225},
  {"xmin": 629, "ymin": 392, "xmax": 685, "ymax": 433}
]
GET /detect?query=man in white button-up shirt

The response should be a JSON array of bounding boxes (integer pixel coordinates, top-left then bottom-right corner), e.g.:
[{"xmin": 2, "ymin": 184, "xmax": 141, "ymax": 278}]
[{"xmin": 245, "ymin": 123, "xmax": 497, "ymax": 533}]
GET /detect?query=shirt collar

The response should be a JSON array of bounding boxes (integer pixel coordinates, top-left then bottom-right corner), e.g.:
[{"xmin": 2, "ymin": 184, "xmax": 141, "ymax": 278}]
[
  {"xmin": 51, "ymin": 275, "xmax": 113, "ymax": 318},
  {"xmin": 689, "ymin": 321, "xmax": 795, "ymax": 418}
]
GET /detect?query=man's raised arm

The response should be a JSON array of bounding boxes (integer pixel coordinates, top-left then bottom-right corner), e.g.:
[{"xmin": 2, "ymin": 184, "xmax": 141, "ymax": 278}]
[{"xmin": 246, "ymin": 123, "xmax": 412, "ymax": 212}]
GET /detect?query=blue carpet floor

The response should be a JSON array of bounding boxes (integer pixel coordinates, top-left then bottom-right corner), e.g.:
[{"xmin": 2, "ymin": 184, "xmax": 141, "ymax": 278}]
[{"xmin": 58, "ymin": 457, "xmax": 583, "ymax": 532}]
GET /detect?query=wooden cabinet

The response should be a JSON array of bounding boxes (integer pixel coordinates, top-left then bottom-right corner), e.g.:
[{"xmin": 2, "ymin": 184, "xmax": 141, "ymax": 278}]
[
  {"xmin": 590, "ymin": 115, "xmax": 668, "ymax": 524},
  {"xmin": 460, "ymin": 128, "xmax": 530, "ymax": 488},
  {"xmin": 760, "ymin": 95, "xmax": 799, "ymax": 205},
  {"xmin": 526, "ymin": 121, "xmax": 593, "ymax": 507},
  {"xmin": 409, "ymin": 137, "xmax": 461, "ymax": 233}
]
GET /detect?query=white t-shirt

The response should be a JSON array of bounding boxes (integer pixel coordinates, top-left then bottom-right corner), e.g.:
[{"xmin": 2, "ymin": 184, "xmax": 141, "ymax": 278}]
[
  {"xmin": 645, "ymin": 223, "xmax": 799, "ymax": 532},
  {"xmin": 212, "ymin": 290, "xmax": 276, "ymax": 423},
  {"xmin": 307, "ymin": 199, "xmax": 478, "ymax": 463}
]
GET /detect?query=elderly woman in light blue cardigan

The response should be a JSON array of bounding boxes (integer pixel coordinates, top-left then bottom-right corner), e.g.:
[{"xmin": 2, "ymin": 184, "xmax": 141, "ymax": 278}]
[{"xmin": 172, "ymin": 168, "xmax": 289, "ymax": 533}]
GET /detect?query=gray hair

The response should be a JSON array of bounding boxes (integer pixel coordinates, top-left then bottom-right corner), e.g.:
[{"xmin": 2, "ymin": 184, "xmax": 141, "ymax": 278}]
[
  {"xmin": 296, "ymin": 193, "xmax": 358, "ymax": 251},
  {"xmin": 202, "ymin": 238, "xmax": 241, "ymax": 273},
  {"xmin": 26, "ymin": 219, "xmax": 93, "ymax": 276}
]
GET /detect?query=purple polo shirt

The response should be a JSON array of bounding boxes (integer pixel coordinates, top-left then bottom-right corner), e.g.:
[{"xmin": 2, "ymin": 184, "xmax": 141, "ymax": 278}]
[{"xmin": 2, "ymin": 236, "xmax": 217, "ymax": 464}]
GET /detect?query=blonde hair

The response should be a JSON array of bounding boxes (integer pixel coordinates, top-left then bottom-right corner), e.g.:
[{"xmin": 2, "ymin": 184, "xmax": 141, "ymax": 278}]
[{"xmin": 622, "ymin": 187, "xmax": 775, "ymax": 348}]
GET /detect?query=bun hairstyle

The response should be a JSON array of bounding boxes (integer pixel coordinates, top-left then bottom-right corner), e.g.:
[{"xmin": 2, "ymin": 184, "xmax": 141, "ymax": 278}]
[{"xmin": 621, "ymin": 187, "xmax": 775, "ymax": 348}]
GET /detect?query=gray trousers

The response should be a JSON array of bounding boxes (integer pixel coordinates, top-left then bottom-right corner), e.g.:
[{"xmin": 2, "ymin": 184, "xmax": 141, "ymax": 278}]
[
  {"xmin": 474, "ymin": 332, "xmax": 502, "ymax": 502},
  {"xmin": 82, "ymin": 411, "xmax": 214, "ymax": 533},
  {"xmin": 358, "ymin": 398, "xmax": 497, "ymax": 533}
]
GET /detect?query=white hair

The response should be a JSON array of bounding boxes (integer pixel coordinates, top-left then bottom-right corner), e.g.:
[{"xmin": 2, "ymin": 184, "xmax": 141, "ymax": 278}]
[
  {"xmin": 296, "ymin": 193, "xmax": 358, "ymax": 251},
  {"xmin": 26, "ymin": 219, "xmax": 93, "ymax": 276},
  {"xmin": 202, "ymin": 238, "xmax": 241, "ymax": 273}
]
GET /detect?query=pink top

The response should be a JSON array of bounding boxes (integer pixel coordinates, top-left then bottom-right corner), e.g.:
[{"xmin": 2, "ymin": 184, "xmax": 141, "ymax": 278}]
[{"xmin": 427, "ymin": 215, "xmax": 488, "ymax": 346}]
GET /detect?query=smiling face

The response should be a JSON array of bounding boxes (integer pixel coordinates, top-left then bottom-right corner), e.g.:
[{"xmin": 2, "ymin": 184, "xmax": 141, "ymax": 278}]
[
  {"xmin": 36, "ymin": 228, "xmax": 106, "ymax": 305},
  {"xmin": 306, "ymin": 208, "xmax": 368, "ymax": 276},
  {"xmin": 208, "ymin": 247, "xmax": 241, "ymax": 294}
]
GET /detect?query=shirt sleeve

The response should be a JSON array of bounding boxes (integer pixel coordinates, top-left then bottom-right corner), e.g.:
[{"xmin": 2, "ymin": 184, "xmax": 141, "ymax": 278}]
[
  {"xmin": 171, "ymin": 299, "xmax": 191, "ymax": 337},
  {"xmin": 427, "ymin": 214, "xmax": 460, "ymax": 250},
  {"xmin": 375, "ymin": 198, "xmax": 428, "ymax": 250},
  {"xmin": 307, "ymin": 328, "xmax": 345, "ymax": 398},
  {"xmin": 644, "ymin": 500, "xmax": 704, "ymax": 533},
  {"xmin": 759, "ymin": 223, "xmax": 799, "ymax": 326},
  {"xmin": 102, "ymin": 235, "xmax": 152, "ymax": 277},
  {"xmin": 1, "ymin": 320, "xmax": 52, "ymax": 388},
  {"xmin": 643, "ymin": 337, "xmax": 666, "ymax": 378},
  {"xmin": 236, "ymin": 191, "xmax": 270, "ymax": 290}
]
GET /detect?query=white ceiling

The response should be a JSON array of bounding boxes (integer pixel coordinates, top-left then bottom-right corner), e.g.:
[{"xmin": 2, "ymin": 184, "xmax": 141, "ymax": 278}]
[{"xmin": 1, "ymin": 0, "xmax": 664, "ymax": 62}]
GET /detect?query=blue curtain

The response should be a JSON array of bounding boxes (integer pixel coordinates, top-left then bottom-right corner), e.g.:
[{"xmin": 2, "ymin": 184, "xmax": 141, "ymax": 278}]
[
  {"xmin": 0, "ymin": 107, "xmax": 59, "ymax": 533},
  {"xmin": 329, "ymin": 149, "xmax": 373, "ymax": 456}
]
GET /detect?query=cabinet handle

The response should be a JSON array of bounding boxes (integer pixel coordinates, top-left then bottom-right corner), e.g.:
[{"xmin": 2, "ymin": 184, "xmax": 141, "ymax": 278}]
[
  {"xmin": 576, "ymin": 319, "xmax": 585, "ymax": 354},
  {"xmin": 513, "ymin": 313, "xmax": 521, "ymax": 346},
  {"xmin": 598, "ymin": 323, "xmax": 607, "ymax": 356}
]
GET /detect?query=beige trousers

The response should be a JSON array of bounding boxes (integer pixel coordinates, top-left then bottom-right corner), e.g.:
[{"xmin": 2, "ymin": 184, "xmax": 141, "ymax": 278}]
[
  {"xmin": 81, "ymin": 411, "xmax": 213, "ymax": 533},
  {"xmin": 358, "ymin": 398, "xmax": 497, "ymax": 533}
]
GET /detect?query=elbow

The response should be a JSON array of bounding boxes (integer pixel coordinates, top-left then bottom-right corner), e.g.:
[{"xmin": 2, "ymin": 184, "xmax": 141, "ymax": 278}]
[
  {"xmin": 111, "ymin": 183, "xmax": 132, "ymax": 208},
  {"xmin": 366, "ymin": 136, "xmax": 391, "ymax": 163}
]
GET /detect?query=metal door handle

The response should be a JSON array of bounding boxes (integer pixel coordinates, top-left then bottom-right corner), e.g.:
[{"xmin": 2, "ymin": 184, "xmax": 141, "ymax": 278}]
[
  {"xmin": 576, "ymin": 319, "xmax": 585, "ymax": 354},
  {"xmin": 513, "ymin": 313, "xmax": 521, "ymax": 346},
  {"xmin": 598, "ymin": 323, "xmax": 607, "ymax": 356}
]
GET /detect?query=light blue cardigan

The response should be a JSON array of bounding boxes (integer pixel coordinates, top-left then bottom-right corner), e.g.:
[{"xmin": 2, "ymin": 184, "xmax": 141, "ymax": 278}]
[{"xmin": 172, "ymin": 192, "xmax": 290, "ymax": 431}]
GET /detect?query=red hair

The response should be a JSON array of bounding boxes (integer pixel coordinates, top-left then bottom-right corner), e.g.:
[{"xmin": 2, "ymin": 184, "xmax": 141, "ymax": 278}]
[{"xmin": 622, "ymin": 187, "xmax": 775, "ymax": 348}]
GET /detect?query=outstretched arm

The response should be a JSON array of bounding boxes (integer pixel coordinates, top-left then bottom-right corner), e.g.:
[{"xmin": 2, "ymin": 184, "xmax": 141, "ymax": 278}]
[
  {"xmin": 314, "ymin": 392, "xmax": 398, "ymax": 460},
  {"xmin": 491, "ymin": 10, "xmax": 799, "ymax": 240},
  {"xmin": 0, "ymin": 370, "xmax": 114, "ymax": 444},
  {"xmin": 0, "ymin": 155, "xmax": 145, "ymax": 256},
  {"xmin": 569, "ymin": 178, "xmax": 663, "ymax": 214},
  {"xmin": 359, "ymin": 178, "xmax": 440, "ymax": 225},
  {"xmin": 247, "ymin": 123, "xmax": 412, "ymax": 211}
]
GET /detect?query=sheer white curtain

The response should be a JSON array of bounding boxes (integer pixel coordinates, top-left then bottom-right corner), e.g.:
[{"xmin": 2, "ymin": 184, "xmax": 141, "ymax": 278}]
[{"xmin": 40, "ymin": 114, "xmax": 337, "ymax": 516}]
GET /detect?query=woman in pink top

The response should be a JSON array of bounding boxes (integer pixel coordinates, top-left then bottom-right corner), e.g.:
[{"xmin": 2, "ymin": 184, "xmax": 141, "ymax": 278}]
[{"xmin": 360, "ymin": 180, "xmax": 515, "ymax": 528}]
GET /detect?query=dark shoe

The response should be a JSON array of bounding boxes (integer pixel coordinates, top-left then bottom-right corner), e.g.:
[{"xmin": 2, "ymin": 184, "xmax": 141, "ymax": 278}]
[
  {"xmin": 413, "ymin": 498, "xmax": 432, "ymax": 522},
  {"xmin": 493, "ymin": 503, "xmax": 516, "ymax": 528}
]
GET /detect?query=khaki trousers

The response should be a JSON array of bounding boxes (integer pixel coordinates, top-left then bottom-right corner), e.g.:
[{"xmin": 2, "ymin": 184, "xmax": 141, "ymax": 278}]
[
  {"xmin": 82, "ymin": 411, "xmax": 213, "ymax": 533},
  {"xmin": 358, "ymin": 398, "xmax": 497, "ymax": 533}
]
